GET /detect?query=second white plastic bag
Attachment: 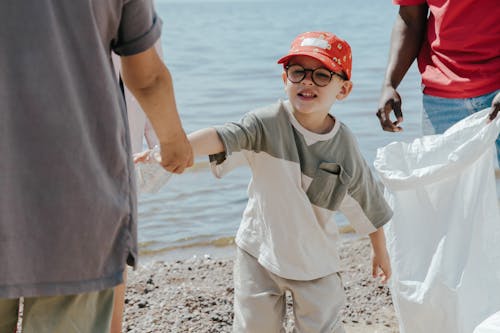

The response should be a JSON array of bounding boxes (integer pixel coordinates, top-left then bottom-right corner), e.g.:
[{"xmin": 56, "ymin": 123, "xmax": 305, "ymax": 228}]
[{"xmin": 374, "ymin": 109, "xmax": 500, "ymax": 333}]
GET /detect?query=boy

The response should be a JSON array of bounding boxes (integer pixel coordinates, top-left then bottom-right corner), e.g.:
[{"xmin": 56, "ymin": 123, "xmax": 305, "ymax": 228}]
[{"xmin": 155, "ymin": 31, "xmax": 392, "ymax": 332}]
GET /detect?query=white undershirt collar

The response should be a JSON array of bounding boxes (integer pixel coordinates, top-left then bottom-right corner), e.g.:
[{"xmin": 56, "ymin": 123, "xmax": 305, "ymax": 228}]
[{"xmin": 282, "ymin": 99, "xmax": 340, "ymax": 145}]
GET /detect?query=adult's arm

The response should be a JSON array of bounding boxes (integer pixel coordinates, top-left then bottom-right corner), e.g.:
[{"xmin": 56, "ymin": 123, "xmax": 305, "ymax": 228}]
[
  {"xmin": 377, "ymin": 4, "xmax": 428, "ymax": 132},
  {"xmin": 120, "ymin": 46, "xmax": 193, "ymax": 173},
  {"xmin": 489, "ymin": 92, "xmax": 500, "ymax": 122}
]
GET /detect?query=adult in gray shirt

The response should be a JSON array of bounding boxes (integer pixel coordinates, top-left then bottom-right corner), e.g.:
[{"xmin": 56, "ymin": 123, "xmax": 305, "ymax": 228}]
[{"xmin": 0, "ymin": 1, "xmax": 193, "ymax": 332}]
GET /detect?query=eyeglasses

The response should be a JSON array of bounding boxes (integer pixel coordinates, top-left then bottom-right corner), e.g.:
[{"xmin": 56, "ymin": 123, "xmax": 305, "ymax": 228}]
[{"xmin": 285, "ymin": 64, "xmax": 345, "ymax": 87}]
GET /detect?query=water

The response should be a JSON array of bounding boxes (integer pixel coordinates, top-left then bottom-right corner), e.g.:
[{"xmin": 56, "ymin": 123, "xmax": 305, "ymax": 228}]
[{"xmin": 137, "ymin": 0, "xmax": 423, "ymax": 261}]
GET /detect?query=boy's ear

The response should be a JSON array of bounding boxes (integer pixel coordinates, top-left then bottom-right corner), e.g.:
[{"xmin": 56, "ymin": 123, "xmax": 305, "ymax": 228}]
[
  {"xmin": 336, "ymin": 80, "xmax": 353, "ymax": 100},
  {"xmin": 282, "ymin": 71, "xmax": 287, "ymax": 86}
]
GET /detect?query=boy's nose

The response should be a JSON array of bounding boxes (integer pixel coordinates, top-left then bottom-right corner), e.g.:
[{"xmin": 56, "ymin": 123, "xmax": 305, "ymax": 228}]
[{"xmin": 302, "ymin": 71, "xmax": 314, "ymax": 85}]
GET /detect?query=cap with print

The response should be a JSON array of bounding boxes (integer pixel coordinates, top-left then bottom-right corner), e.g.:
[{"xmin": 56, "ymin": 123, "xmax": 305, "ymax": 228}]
[{"xmin": 277, "ymin": 31, "xmax": 352, "ymax": 80}]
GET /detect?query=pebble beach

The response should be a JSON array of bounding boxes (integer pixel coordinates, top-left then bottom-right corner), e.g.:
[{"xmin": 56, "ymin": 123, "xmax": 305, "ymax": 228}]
[{"xmin": 123, "ymin": 236, "xmax": 399, "ymax": 333}]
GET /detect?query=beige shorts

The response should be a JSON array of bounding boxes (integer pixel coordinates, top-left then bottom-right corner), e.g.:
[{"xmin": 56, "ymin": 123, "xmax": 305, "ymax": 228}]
[
  {"xmin": 0, "ymin": 288, "xmax": 114, "ymax": 333},
  {"xmin": 233, "ymin": 247, "xmax": 346, "ymax": 333}
]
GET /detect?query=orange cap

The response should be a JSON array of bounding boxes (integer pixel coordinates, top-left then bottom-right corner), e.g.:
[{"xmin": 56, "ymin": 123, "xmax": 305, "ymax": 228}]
[{"xmin": 277, "ymin": 31, "xmax": 352, "ymax": 80}]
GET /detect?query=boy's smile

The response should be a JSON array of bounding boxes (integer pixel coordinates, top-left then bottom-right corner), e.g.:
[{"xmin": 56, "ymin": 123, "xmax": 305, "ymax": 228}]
[{"xmin": 297, "ymin": 88, "xmax": 318, "ymax": 100}]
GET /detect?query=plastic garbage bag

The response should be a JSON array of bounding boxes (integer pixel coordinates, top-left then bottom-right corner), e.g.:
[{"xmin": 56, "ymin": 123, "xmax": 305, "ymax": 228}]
[
  {"xmin": 134, "ymin": 146, "xmax": 172, "ymax": 194},
  {"xmin": 473, "ymin": 311, "xmax": 500, "ymax": 333},
  {"xmin": 374, "ymin": 109, "xmax": 500, "ymax": 333}
]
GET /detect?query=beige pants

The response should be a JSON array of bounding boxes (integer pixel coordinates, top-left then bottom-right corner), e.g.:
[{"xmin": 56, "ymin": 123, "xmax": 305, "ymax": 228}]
[
  {"xmin": 0, "ymin": 288, "xmax": 114, "ymax": 333},
  {"xmin": 233, "ymin": 248, "xmax": 346, "ymax": 333}
]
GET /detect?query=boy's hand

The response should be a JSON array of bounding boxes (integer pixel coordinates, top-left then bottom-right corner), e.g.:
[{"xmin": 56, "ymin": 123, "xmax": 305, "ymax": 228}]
[
  {"xmin": 372, "ymin": 248, "xmax": 392, "ymax": 284},
  {"xmin": 133, "ymin": 150, "xmax": 152, "ymax": 163},
  {"xmin": 369, "ymin": 227, "xmax": 392, "ymax": 284}
]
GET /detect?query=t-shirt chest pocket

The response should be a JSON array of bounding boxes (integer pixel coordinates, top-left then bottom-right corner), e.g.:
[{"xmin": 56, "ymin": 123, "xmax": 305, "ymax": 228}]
[{"xmin": 306, "ymin": 162, "xmax": 351, "ymax": 211}]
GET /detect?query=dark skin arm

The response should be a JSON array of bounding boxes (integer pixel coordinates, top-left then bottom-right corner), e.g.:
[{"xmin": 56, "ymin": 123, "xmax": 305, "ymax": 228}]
[
  {"xmin": 377, "ymin": 5, "xmax": 428, "ymax": 132},
  {"xmin": 488, "ymin": 92, "xmax": 500, "ymax": 123}
]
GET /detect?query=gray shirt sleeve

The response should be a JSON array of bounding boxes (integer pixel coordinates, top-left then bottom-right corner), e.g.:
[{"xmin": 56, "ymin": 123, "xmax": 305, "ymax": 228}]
[
  {"xmin": 340, "ymin": 129, "xmax": 393, "ymax": 230},
  {"xmin": 214, "ymin": 112, "xmax": 264, "ymax": 156},
  {"xmin": 112, "ymin": 0, "xmax": 162, "ymax": 56}
]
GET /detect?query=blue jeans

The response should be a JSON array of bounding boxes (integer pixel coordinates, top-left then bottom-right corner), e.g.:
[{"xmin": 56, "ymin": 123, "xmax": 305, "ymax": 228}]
[{"xmin": 422, "ymin": 90, "xmax": 500, "ymax": 166}]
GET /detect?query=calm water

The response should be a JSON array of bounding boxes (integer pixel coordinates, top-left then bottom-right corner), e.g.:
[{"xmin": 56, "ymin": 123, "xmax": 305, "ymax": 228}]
[{"xmin": 137, "ymin": 0, "xmax": 423, "ymax": 261}]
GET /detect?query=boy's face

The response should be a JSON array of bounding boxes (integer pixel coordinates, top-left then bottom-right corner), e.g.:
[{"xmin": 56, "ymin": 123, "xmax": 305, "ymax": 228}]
[{"xmin": 282, "ymin": 55, "xmax": 352, "ymax": 117}]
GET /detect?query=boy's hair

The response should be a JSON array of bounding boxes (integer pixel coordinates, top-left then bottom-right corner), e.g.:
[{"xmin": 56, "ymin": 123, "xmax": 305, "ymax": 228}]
[{"xmin": 277, "ymin": 31, "xmax": 352, "ymax": 80}]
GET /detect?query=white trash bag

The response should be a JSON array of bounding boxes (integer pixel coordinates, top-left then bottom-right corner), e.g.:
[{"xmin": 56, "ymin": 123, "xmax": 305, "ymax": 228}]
[
  {"xmin": 474, "ymin": 310, "xmax": 500, "ymax": 333},
  {"xmin": 374, "ymin": 109, "xmax": 500, "ymax": 333},
  {"xmin": 134, "ymin": 145, "xmax": 172, "ymax": 194}
]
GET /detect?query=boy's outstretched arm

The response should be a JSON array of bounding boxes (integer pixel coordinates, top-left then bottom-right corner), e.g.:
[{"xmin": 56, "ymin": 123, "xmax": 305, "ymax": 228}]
[
  {"xmin": 369, "ymin": 227, "xmax": 391, "ymax": 284},
  {"xmin": 188, "ymin": 128, "xmax": 225, "ymax": 157},
  {"xmin": 134, "ymin": 128, "xmax": 225, "ymax": 163}
]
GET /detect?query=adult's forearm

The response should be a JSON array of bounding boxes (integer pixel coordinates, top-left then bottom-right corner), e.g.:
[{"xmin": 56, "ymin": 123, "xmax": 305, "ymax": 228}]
[
  {"xmin": 129, "ymin": 67, "xmax": 185, "ymax": 144},
  {"xmin": 121, "ymin": 48, "xmax": 186, "ymax": 145},
  {"xmin": 121, "ymin": 47, "xmax": 193, "ymax": 173},
  {"xmin": 383, "ymin": 5, "xmax": 428, "ymax": 88}
]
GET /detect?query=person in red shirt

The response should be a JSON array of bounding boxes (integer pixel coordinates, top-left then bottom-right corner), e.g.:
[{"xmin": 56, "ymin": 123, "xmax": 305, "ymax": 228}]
[{"xmin": 376, "ymin": 0, "xmax": 500, "ymax": 165}]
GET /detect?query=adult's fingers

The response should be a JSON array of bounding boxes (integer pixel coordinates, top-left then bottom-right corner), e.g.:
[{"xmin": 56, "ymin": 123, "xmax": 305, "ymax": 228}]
[
  {"xmin": 393, "ymin": 99, "xmax": 403, "ymax": 122},
  {"xmin": 376, "ymin": 100, "xmax": 403, "ymax": 132},
  {"xmin": 168, "ymin": 158, "xmax": 194, "ymax": 174},
  {"xmin": 159, "ymin": 136, "xmax": 194, "ymax": 174},
  {"xmin": 488, "ymin": 92, "xmax": 500, "ymax": 122},
  {"xmin": 162, "ymin": 155, "xmax": 192, "ymax": 174},
  {"xmin": 488, "ymin": 103, "xmax": 500, "ymax": 122}
]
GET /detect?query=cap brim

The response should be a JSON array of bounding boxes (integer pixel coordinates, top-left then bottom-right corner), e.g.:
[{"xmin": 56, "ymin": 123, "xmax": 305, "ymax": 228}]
[
  {"xmin": 277, "ymin": 52, "xmax": 340, "ymax": 73},
  {"xmin": 277, "ymin": 52, "xmax": 347, "ymax": 79}
]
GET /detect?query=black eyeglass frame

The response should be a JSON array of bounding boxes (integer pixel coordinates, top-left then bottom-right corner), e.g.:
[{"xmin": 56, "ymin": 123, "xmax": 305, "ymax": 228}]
[{"xmin": 285, "ymin": 64, "xmax": 346, "ymax": 87}]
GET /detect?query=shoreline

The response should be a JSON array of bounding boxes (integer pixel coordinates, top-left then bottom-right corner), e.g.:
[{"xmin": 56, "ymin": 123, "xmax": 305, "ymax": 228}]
[
  {"xmin": 137, "ymin": 225, "xmax": 360, "ymax": 265},
  {"xmin": 124, "ymin": 236, "xmax": 399, "ymax": 332}
]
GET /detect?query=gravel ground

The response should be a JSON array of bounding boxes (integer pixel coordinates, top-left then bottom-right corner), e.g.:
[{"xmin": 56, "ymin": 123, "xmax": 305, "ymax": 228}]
[{"xmin": 123, "ymin": 237, "xmax": 399, "ymax": 333}]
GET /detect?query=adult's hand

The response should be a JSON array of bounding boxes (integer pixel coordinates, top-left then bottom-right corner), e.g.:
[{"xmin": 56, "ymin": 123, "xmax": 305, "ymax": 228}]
[
  {"xmin": 488, "ymin": 92, "xmax": 500, "ymax": 123},
  {"xmin": 376, "ymin": 5, "xmax": 427, "ymax": 132},
  {"xmin": 376, "ymin": 85, "xmax": 404, "ymax": 132},
  {"xmin": 159, "ymin": 133, "xmax": 193, "ymax": 174}
]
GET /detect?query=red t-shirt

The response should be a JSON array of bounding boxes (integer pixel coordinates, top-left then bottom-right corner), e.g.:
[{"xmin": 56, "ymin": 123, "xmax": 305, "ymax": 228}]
[{"xmin": 394, "ymin": 0, "xmax": 500, "ymax": 98}]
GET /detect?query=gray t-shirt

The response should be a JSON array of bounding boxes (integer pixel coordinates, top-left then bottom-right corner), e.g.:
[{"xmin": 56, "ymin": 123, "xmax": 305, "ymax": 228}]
[
  {"xmin": 211, "ymin": 100, "xmax": 393, "ymax": 280},
  {"xmin": 0, "ymin": 0, "xmax": 161, "ymax": 298}
]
